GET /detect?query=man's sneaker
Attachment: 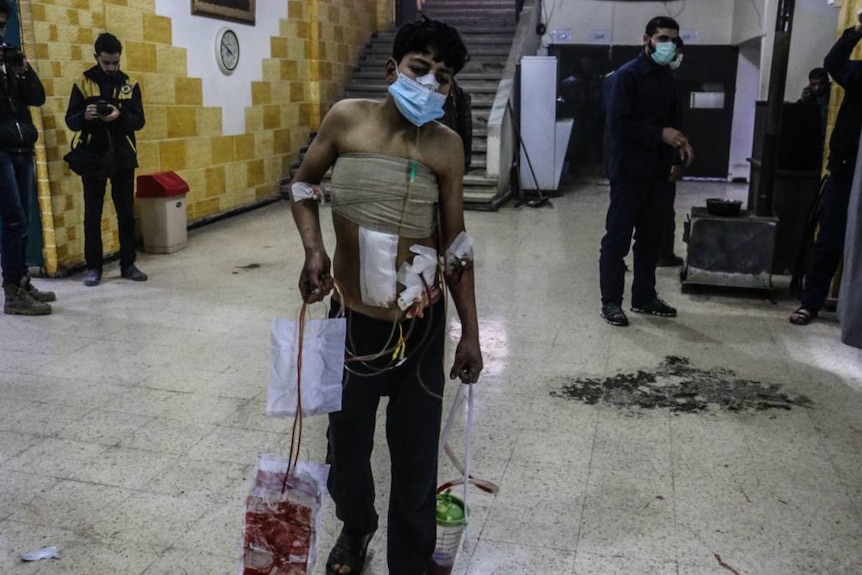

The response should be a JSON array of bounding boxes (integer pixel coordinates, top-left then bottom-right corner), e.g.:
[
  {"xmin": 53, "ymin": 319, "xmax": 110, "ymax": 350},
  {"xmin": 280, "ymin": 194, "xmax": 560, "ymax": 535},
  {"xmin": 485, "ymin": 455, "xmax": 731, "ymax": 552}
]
[
  {"xmin": 4, "ymin": 283, "xmax": 51, "ymax": 316},
  {"xmin": 657, "ymin": 254, "xmax": 684, "ymax": 267},
  {"xmin": 21, "ymin": 276, "xmax": 56, "ymax": 302},
  {"xmin": 631, "ymin": 298, "xmax": 677, "ymax": 317},
  {"xmin": 83, "ymin": 269, "xmax": 102, "ymax": 287},
  {"xmin": 601, "ymin": 303, "xmax": 629, "ymax": 326},
  {"xmin": 121, "ymin": 264, "xmax": 148, "ymax": 282}
]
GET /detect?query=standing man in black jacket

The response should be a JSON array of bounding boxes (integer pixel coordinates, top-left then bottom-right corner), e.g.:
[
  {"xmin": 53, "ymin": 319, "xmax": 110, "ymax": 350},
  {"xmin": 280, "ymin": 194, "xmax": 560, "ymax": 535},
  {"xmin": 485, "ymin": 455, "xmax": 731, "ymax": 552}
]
[
  {"xmin": 65, "ymin": 32, "xmax": 146, "ymax": 287},
  {"xmin": 0, "ymin": 0, "xmax": 54, "ymax": 315},
  {"xmin": 790, "ymin": 18, "xmax": 862, "ymax": 325},
  {"xmin": 599, "ymin": 16, "xmax": 694, "ymax": 327}
]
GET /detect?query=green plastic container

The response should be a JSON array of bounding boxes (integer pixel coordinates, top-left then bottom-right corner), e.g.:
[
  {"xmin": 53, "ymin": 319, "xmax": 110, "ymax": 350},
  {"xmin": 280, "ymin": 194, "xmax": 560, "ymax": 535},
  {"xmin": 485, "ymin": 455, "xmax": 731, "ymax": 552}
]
[{"xmin": 429, "ymin": 491, "xmax": 467, "ymax": 575}]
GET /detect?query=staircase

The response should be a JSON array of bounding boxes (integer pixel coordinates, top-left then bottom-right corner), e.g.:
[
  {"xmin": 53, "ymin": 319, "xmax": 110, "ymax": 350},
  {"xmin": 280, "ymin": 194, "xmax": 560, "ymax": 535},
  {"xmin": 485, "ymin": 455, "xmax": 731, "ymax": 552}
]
[{"xmin": 287, "ymin": 1, "xmax": 518, "ymax": 209}]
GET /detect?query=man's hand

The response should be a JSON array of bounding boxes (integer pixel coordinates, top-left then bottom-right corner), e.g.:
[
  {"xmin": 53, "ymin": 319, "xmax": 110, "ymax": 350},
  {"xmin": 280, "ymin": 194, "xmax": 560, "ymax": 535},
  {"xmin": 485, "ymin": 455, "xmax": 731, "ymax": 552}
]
[
  {"xmin": 662, "ymin": 127, "xmax": 694, "ymax": 168},
  {"xmin": 449, "ymin": 337, "xmax": 483, "ymax": 384},
  {"xmin": 100, "ymin": 104, "xmax": 121, "ymax": 122},
  {"xmin": 668, "ymin": 165, "xmax": 682, "ymax": 182},
  {"xmin": 299, "ymin": 250, "xmax": 333, "ymax": 303}
]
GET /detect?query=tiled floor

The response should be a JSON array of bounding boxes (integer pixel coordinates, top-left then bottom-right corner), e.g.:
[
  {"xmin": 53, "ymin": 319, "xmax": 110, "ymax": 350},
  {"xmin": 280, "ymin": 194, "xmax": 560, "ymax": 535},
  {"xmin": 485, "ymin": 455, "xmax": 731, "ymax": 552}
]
[{"xmin": 1, "ymin": 178, "xmax": 861, "ymax": 575}]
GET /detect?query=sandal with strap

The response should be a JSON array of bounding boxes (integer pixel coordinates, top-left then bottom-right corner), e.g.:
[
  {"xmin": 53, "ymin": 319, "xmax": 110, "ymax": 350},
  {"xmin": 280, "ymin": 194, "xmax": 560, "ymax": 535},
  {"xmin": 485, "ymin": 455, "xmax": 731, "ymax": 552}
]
[
  {"xmin": 789, "ymin": 307, "xmax": 817, "ymax": 326},
  {"xmin": 326, "ymin": 527, "xmax": 376, "ymax": 575}
]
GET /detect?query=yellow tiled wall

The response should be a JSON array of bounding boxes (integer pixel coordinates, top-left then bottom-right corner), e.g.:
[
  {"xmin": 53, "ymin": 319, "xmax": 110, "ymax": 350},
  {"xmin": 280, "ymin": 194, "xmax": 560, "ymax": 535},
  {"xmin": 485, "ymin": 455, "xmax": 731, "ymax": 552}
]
[{"xmin": 19, "ymin": 0, "xmax": 392, "ymax": 276}]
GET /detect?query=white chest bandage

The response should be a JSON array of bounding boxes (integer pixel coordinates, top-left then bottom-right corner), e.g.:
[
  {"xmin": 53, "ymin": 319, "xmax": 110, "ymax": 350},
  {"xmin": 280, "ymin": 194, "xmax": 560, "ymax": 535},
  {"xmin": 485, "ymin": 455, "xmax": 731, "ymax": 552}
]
[
  {"xmin": 290, "ymin": 182, "xmax": 325, "ymax": 202},
  {"xmin": 359, "ymin": 227, "xmax": 399, "ymax": 307}
]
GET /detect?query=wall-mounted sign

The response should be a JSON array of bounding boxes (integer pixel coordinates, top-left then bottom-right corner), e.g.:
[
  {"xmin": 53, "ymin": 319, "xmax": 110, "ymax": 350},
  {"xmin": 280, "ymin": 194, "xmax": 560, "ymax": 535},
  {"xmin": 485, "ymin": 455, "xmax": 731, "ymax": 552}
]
[
  {"xmin": 680, "ymin": 29, "xmax": 698, "ymax": 44},
  {"xmin": 191, "ymin": 0, "xmax": 255, "ymax": 24},
  {"xmin": 589, "ymin": 29, "xmax": 611, "ymax": 45},
  {"xmin": 549, "ymin": 29, "xmax": 573, "ymax": 44}
]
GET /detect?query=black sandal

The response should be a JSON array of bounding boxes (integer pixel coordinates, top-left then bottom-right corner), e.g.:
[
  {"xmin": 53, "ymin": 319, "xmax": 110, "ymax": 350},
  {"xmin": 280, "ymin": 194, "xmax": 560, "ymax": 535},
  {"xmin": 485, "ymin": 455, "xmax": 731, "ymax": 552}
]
[
  {"xmin": 789, "ymin": 307, "xmax": 817, "ymax": 326},
  {"xmin": 326, "ymin": 527, "xmax": 376, "ymax": 575}
]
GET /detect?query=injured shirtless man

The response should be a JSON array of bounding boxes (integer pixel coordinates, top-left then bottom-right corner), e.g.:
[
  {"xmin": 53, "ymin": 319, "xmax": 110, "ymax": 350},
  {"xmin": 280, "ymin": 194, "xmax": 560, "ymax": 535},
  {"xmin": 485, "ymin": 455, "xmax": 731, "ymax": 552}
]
[{"xmin": 289, "ymin": 17, "xmax": 482, "ymax": 575}]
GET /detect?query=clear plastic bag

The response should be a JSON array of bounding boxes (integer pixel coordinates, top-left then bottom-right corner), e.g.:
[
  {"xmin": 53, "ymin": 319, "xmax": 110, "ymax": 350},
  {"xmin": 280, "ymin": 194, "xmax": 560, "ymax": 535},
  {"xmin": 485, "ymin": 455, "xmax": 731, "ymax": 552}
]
[{"xmin": 267, "ymin": 309, "xmax": 346, "ymax": 417}]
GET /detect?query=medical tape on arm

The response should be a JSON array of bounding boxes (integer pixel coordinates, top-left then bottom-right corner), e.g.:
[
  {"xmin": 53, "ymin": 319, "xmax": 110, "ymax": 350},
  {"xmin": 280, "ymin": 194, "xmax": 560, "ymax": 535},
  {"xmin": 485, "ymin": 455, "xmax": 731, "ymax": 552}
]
[
  {"xmin": 445, "ymin": 231, "xmax": 475, "ymax": 273},
  {"xmin": 290, "ymin": 182, "xmax": 325, "ymax": 203}
]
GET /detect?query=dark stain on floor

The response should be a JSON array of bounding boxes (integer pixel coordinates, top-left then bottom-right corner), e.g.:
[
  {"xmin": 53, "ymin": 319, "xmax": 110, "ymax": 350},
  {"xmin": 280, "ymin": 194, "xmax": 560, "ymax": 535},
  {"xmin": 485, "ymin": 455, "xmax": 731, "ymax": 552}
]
[{"xmin": 550, "ymin": 356, "xmax": 812, "ymax": 413}]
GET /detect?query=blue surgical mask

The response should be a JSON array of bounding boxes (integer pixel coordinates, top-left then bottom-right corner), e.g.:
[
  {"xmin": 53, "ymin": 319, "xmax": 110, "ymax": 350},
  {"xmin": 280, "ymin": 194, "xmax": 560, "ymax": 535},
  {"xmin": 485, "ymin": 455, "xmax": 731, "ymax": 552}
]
[
  {"xmin": 388, "ymin": 72, "xmax": 447, "ymax": 126},
  {"xmin": 650, "ymin": 41, "xmax": 677, "ymax": 66}
]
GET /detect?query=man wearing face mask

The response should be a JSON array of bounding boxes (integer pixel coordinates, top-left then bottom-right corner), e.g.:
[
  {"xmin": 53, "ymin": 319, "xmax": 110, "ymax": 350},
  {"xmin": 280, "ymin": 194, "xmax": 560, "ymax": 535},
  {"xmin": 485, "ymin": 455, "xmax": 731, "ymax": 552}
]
[
  {"xmin": 289, "ymin": 17, "xmax": 481, "ymax": 575},
  {"xmin": 599, "ymin": 16, "xmax": 694, "ymax": 327},
  {"xmin": 65, "ymin": 32, "xmax": 146, "ymax": 287}
]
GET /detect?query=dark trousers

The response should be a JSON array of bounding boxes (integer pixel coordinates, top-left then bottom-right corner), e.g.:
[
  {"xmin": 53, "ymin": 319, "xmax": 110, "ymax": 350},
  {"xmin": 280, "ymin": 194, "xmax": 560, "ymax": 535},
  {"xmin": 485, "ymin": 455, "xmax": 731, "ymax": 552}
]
[
  {"xmin": 600, "ymin": 176, "xmax": 666, "ymax": 306},
  {"xmin": 0, "ymin": 151, "xmax": 34, "ymax": 287},
  {"xmin": 327, "ymin": 299, "xmax": 445, "ymax": 575},
  {"xmin": 83, "ymin": 168, "xmax": 137, "ymax": 270},
  {"xmin": 800, "ymin": 165, "xmax": 853, "ymax": 312},
  {"xmin": 660, "ymin": 181, "xmax": 677, "ymax": 258}
]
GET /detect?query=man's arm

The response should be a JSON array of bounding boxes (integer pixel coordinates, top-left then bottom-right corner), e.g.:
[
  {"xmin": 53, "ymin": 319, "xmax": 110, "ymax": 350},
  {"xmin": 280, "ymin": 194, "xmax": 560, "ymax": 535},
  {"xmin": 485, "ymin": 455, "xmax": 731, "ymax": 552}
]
[
  {"xmin": 64, "ymin": 83, "xmax": 87, "ymax": 132},
  {"xmin": 289, "ymin": 101, "xmax": 347, "ymax": 303},
  {"xmin": 15, "ymin": 62, "xmax": 45, "ymax": 107},
  {"xmin": 436, "ymin": 130, "xmax": 482, "ymax": 384},
  {"xmin": 825, "ymin": 26, "xmax": 862, "ymax": 90}
]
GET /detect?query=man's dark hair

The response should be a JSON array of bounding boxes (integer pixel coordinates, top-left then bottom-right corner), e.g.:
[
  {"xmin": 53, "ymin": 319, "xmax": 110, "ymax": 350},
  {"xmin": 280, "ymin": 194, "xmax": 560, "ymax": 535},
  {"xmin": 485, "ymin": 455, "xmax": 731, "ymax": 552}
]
[
  {"xmin": 809, "ymin": 67, "xmax": 829, "ymax": 81},
  {"xmin": 392, "ymin": 17, "xmax": 469, "ymax": 75},
  {"xmin": 95, "ymin": 32, "xmax": 122, "ymax": 55},
  {"xmin": 645, "ymin": 16, "xmax": 680, "ymax": 36},
  {"xmin": 0, "ymin": 0, "xmax": 10, "ymax": 17}
]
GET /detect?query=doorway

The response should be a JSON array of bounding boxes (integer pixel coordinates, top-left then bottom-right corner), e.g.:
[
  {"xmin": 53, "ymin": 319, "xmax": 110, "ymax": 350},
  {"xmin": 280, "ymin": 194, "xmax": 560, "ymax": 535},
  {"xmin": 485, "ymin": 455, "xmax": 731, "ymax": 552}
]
[{"xmin": 551, "ymin": 43, "xmax": 740, "ymax": 180}]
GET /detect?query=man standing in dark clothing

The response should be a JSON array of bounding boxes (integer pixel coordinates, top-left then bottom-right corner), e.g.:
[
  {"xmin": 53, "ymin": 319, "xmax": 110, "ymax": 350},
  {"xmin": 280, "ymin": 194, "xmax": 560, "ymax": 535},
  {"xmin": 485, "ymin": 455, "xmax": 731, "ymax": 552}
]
[
  {"xmin": 790, "ymin": 20, "xmax": 861, "ymax": 325},
  {"xmin": 0, "ymin": 0, "xmax": 54, "ymax": 315},
  {"xmin": 65, "ymin": 32, "xmax": 146, "ymax": 287},
  {"xmin": 599, "ymin": 16, "xmax": 694, "ymax": 327}
]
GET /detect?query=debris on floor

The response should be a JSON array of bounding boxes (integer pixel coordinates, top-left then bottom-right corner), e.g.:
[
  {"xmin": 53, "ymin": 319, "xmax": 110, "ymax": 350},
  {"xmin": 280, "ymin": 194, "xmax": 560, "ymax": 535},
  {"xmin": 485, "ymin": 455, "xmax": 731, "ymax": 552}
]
[
  {"xmin": 21, "ymin": 546, "xmax": 60, "ymax": 562},
  {"xmin": 551, "ymin": 355, "xmax": 812, "ymax": 413}
]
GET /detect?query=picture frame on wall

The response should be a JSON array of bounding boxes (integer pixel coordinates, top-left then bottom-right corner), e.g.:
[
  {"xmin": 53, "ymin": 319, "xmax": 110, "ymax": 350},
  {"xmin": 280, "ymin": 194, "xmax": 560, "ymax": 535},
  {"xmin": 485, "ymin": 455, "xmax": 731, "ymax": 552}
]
[{"xmin": 191, "ymin": 0, "xmax": 255, "ymax": 24}]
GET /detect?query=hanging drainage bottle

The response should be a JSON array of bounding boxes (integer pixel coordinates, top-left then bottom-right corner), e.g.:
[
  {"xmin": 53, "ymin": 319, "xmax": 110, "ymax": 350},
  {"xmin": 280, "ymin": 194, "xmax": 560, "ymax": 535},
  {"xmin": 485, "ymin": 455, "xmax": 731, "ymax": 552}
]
[{"xmin": 429, "ymin": 490, "xmax": 467, "ymax": 575}]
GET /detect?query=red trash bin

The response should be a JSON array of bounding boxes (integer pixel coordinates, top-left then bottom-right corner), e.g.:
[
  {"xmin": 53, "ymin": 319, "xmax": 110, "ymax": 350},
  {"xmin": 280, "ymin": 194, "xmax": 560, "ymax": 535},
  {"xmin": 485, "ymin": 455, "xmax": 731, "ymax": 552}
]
[{"xmin": 136, "ymin": 172, "xmax": 189, "ymax": 254}]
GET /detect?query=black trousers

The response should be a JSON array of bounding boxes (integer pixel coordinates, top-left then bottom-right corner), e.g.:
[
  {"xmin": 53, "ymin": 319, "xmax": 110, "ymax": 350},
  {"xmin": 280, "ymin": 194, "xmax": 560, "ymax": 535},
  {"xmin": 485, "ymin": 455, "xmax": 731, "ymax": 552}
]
[
  {"xmin": 660, "ymin": 181, "xmax": 677, "ymax": 259},
  {"xmin": 83, "ymin": 168, "xmax": 137, "ymax": 270},
  {"xmin": 327, "ymin": 299, "xmax": 445, "ymax": 575},
  {"xmin": 800, "ymin": 164, "xmax": 853, "ymax": 312},
  {"xmin": 600, "ymin": 176, "xmax": 667, "ymax": 306}
]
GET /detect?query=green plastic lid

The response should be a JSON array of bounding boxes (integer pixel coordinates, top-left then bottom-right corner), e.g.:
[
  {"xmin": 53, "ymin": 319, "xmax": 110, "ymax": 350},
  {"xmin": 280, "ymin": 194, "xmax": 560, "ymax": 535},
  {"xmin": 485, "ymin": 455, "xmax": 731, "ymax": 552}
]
[{"xmin": 436, "ymin": 491, "xmax": 466, "ymax": 525}]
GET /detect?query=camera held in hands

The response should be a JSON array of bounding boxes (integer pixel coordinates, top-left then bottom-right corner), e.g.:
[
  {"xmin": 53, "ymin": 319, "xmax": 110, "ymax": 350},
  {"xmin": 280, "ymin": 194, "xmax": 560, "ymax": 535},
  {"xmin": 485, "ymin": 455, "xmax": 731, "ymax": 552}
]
[
  {"xmin": 0, "ymin": 43, "xmax": 25, "ymax": 68},
  {"xmin": 96, "ymin": 101, "xmax": 112, "ymax": 116}
]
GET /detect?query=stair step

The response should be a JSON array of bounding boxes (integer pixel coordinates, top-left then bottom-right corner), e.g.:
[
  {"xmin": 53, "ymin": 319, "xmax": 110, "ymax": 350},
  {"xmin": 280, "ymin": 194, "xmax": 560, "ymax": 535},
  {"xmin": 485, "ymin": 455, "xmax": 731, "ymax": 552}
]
[
  {"xmin": 343, "ymin": 91, "xmax": 497, "ymax": 108},
  {"xmin": 345, "ymin": 81, "xmax": 500, "ymax": 94},
  {"xmin": 371, "ymin": 32, "xmax": 515, "ymax": 45},
  {"xmin": 363, "ymin": 45, "xmax": 512, "ymax": 57},
  {"xmin": 351, "ymin": 70, "xmax": 504, "ymax": 82}
]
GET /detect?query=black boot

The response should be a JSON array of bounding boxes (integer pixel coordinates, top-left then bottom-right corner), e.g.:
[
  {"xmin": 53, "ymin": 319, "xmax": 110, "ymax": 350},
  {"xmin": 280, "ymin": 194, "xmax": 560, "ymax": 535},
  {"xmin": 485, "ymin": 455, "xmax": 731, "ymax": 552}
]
[
  {"xmin": 4, "ymin": 282, "xmax": 52, "ymax": 316},
  {"xmin": 21, "ymin": 275, "xmax": 56, "ymax": 303}
]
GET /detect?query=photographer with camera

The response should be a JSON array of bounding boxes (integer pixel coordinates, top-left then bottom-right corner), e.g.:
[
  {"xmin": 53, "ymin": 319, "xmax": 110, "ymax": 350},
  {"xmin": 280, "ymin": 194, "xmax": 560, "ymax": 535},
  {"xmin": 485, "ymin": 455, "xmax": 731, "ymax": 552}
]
[
  {"xmin": 0, "ymin": 0, "xmax": 54, "ymax": 315},
  {"xmin": 64, "ymin": 32, "xmax": 146, "ymax": 287}
]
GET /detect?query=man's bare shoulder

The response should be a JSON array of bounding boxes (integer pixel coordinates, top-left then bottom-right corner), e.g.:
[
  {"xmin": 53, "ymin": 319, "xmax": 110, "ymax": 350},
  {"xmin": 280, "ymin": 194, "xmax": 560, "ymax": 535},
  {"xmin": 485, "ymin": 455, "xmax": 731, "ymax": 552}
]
[
  {"xmin": 424, "ymin": 122, "xmax": 464, "ymax": 168},
  {"xmin": 327, "ymin": 99, "xmax": 379, "ymax": 119}
]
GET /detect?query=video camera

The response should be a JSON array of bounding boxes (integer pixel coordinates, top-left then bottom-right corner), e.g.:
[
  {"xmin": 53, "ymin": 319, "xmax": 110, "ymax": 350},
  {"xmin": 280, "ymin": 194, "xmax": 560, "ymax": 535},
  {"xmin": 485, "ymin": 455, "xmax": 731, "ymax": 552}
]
[{"xmin": 0, "ymin": 42, "xmax": 25, "ymax": 68}]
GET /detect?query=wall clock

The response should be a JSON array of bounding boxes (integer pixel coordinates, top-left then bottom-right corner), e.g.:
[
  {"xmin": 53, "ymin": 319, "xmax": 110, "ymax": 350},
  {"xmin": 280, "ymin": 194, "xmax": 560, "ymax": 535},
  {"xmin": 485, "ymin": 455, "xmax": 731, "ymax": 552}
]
[{"xmin": 215, "ymin": 28, "xmax": 239, "ymax": 75}]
